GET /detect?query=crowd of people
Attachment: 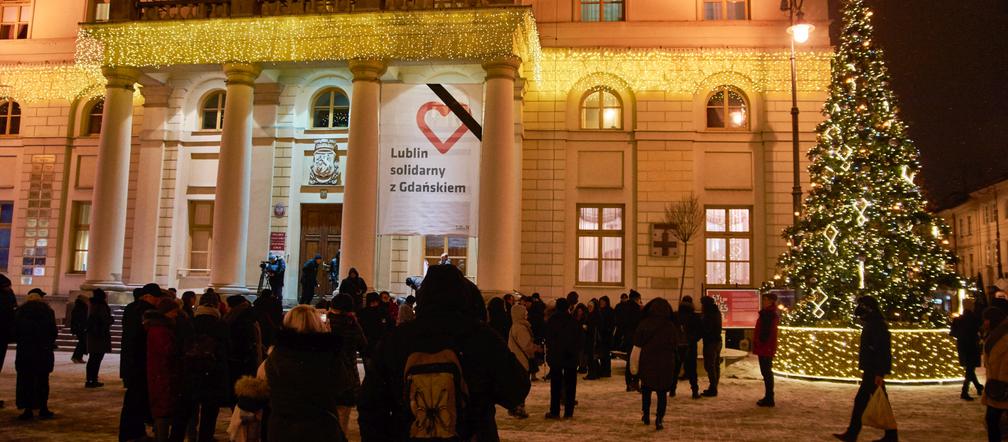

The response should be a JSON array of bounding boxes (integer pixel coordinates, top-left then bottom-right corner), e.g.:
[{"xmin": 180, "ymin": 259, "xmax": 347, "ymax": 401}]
[{"xmin": 3, "ymin": 266, "xmax": 1008, "ymax": 441}]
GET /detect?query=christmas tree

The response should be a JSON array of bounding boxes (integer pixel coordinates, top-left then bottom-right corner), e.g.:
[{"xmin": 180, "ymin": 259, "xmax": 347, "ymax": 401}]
[{"xmin": 774, "ymin": 0, "xmax": 960, "ymax": 328}]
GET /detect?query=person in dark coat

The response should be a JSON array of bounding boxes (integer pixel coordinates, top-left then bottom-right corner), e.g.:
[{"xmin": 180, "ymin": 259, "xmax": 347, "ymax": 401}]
[
  {"xmin": 632, "ymin": 298, "xmax": 678, "ymax": 431},
  {"xmin": 253, "ymin": 288, "xmax": 283, "ymax": 350},
  {"xmin": 146, "ymin": 299, "xmax": 183, "ymax": 441},
  {"xmin": 753, "ymin": 292, "xmax": 779, "ymax": 407},
  {"xmin": 614, "ymin": 290, "xmax": 643, "ymax": 391},
  {"xmin": 596, "ymin": 296, "xmax": 615, "ymax": 378},
  {"xmin": 834, "ymin": 295, "xmax": 897, "ymax": 442},
  {"xmin": 300, "ymin": 254, "xmax": 323, "ymax": 305},
  {"xmin": 358, "ymin": 291, "xmax": 392, "ymax": 371},
  {"xmin": 572, "ymin": 303, "xmax": 592, "ymax": 375},
  {"xmin": 86, "ymin": 288, "xmax": 114, "ymax": 388},
  {"xmin": 0, "ymin": 274, "xmax": 15, "ymax": 408},
  {"xmin": 328, "ymin": 294, "xmax": 367, "ymax": 433},
  {"xmin": 700, "ymin": 295, "xmax": 723, "ymax": 397},
  {"xmin": 179, "ymin": 296, "xmax": 231, "ymax": 442},
  {"xmin": 528, "ymin": 293, "xmax": 547, "ymax": 341},
  {"xmin": 266, "ymin": 255, "xmax": 286, "ymax": 298},
  {"xmin": 223, "ymin": 295, "xmax": 263, "ymax": 404},
  {"xmin": 180, "ymin": 291, "xmax": 197, "ymax": 319},
  {"xmin": 674, "ymin": 296, "xmax": 702, "ymax": 399},
  {"xmin": 358, "ymin": 264, "xmax": 530, "ymax": 441},
  {"xmin": 951, "ymin": 298, "xmax": 983, "ymax": 400},
  {"xmin": 545, "ymin": 298, "xmax": 582, "ymax": 419},
  {"xmin": 338, "ymin": 267, "xmax": 368, "ymax": 312},
  {"xmin": 120, "ymin": 283, "xmax": 162, "ymax": 440},
  {"xmin": 14, "ymin": 288, "xmax": 57, "ymax": 420},
  {"xmin": 69, "ymin": 294, "xmax": 89, "ymax": 363},
  {"xmin": 487, "ymin": 297, "xmax": 511, "ymax": 339}
]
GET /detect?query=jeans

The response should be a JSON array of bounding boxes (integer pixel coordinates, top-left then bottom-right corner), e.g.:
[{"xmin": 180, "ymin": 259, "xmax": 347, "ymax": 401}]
[
  {"xmin": 964, "ymin": 366, "xmax": 982, "ymax": 394},
  {"xmin": 640, "ymin": 387, "xmax": 668, "ymax": 421},
  {"xmin": 86, "ymin": 352, "xmax": 105, "ymax": 383},
  {"xmin": 987, "ymin": 406, "xmax": 1005, "ymax": 442},
  {"xmin": 703, "ymin": 340, "xmax": 721, "ymax": 392},
  {"xmin": 758, "ymin": 356, "xmax": 774, "ymax": 400},
  {"xmin": 549, "ymin": 366, "xmax": 577, "ymax": 417},
  {"xmin": 846, "ymin": 371, "xmax": 897, "ymax": 439},
  {"xmin": 72, "ymin": 333, "xmax": 87, "ymax": 361},
  {"xmin": 674, "ymin": 344, "xmax": 699, "ymax": 393}
]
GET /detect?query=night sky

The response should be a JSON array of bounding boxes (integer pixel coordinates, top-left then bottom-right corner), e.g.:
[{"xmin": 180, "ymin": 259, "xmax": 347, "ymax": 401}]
[{"xmin": 828, "ymin": 0, "xmax": 1008, "ymax": 209}]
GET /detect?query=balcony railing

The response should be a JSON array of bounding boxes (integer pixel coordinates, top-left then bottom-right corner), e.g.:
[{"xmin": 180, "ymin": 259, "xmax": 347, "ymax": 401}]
[{"xmin": 113, "ymin": 0, "xmax": 521, "ymax": 21}]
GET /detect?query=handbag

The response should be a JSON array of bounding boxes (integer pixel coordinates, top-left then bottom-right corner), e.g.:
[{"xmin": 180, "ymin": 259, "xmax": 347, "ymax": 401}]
[
  {"xmin": 987, "ymin": 379, "xmax": 1008, "ymax": 402},
  {"xmin": 862, "ymin": 388, "xmax": 897, "ymax": 430}
]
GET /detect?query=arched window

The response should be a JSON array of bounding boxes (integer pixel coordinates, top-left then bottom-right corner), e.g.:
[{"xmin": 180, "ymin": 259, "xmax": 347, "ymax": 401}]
[
  {"xmin": 311, "ymin": 88, "xmax": 350, "ymax": 129},
  {"xmin": 0, "ymin": 99, "xmax": 20, "ymax": 135},
  {"xmin": 86, "ymin": 99, "xmax": 104, "ymax": 135},
  {"xmin": 706, "ymin": 86, "xmax": 749, "ymax": 130},
  {"xmin": 580, "ymin": 87, "xmax": 622, "ymax": 130},
  {"xmin": 200, "ymin": 90, "xmax": 226, "ymax": 130}
]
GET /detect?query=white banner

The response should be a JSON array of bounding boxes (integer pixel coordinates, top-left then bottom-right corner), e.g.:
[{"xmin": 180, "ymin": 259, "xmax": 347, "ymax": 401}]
[{"xmin": 377, "ymin": 83, "xmax": 482, "ymax": 236}]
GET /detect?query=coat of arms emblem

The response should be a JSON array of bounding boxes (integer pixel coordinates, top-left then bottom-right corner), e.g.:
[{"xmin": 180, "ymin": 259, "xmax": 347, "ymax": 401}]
[{"xmin": 309, "ymin": 139, "xmax": 341, "ymax": 185}]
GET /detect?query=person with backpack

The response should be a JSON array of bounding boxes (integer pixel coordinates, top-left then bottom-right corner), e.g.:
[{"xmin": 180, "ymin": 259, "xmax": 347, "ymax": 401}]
[
  {"xmin": 674, "ymin": 296, "xmax": 702, "ymax": 399},
  {"xmin": 358, "ymin": 264, "xmax": 530, "ymax": 441},
  {"xmin": 631, "ymin": 298, "xmax": 678, "ymax": 431},
  {"xmin": 86, "ymin": 288, "xmax": 114, "ymax": 388},
  {"xmin": 507, "ymin": 302, "xmax": 539, "ymax": 419},
  {"xmin": 262, "ymin": 304, "xmax": 351, "ymax": 441},
  {"xmin": 833, "ymin": 296, "xmax": 897, "ymax": 442},
  {"xmin": 119, "ymin": 283, "xmax": 162, "ymax": 440},
  {"xmin": 69, "ymin": 294, "xmax": 89, "ymax": 364},
  {"xmin": 180, "ymin": 293, "xmax": 231, "ymax": 442},
  {"xmin": 224, "ymin": 295, "xmax": 263, "ymax": 404},
  {"xmin": 700, "ymin": 295, "xmax": 723, "ymax": 397},
  {"xmin": 545, "ymin": 297, "xmax": 582, "ymax": 419},
  {"xmin": 14, "ymin": 288, "xmax": 57, "ymax": 420},
  {"xmin": 328, "ymin": 294, "xmax": 367, "ymax": 433}
]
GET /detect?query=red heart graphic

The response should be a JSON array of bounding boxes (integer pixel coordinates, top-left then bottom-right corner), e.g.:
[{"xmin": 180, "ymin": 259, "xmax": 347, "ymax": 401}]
[{"xmin": 416, "ymin": 101, "xmax": 471, "ymax": 155}]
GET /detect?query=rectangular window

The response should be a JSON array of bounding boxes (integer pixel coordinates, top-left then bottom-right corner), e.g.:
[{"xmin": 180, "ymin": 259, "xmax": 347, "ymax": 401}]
[
  {"xmin": 968, "ymin": 215, "xmax": 973, "ymax": 235},
  {"xmin": 0, "ymin": 3, "xmax": 30, "ymax": 39},
  {"xmin": 576, "ymin": 205, "xmax": 624, "ymax": 285},
  {"xmin": 705, "ymin": 207, "xmax": 751, "ymax": 286},
  {"xmin": 188, "ymin": 200, "xmax": 213, "ymax": 272},
  {"xmin": 70, "ymin": 202, "xmax": 91, "ymax": 272},
  {"xmin": 0, "ymin": 201, "xmax": 11, "ymax": 270},
  {"xmin": 580, "ymin": 0, "xmax": 624, "ymax": 22},
  {"xmin": 424, "ymin": 235, "xmax": 469, "ymax": 275},
  {"xmin": 703, "ymin": 0, "xmax": 748, "ymax": 21}
]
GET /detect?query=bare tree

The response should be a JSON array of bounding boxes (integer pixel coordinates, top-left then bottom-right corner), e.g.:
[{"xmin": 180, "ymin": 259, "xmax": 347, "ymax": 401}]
[{"xmin": 665, "ymin": 193, "xmax": 704, "ymax": 299}]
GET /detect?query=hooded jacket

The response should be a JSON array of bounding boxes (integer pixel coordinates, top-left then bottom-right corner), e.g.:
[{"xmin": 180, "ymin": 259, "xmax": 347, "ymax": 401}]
[
  {"xmin": 633, "ymin": 298, "xmax": 679, "ymax": 391},
  {"xmin": 14, "ymin": 294, "xmax": 57, "ymax": 373},
  {"xmin": 508, "ymin": 304, "xmax": 537, "ymax": 371},
  {"xmin": 145, "ymin": 310, "xmax": 180, "ymax": 418}
]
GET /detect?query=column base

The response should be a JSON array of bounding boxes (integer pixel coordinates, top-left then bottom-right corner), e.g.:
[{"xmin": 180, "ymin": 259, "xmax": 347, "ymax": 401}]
[
  {"xmin": 209, "ymin": 284, "xmax": 252, "ymax": 296},
  {"xmin": 81, "ymin": 280, "xmax": 129, "ymax": 292}
]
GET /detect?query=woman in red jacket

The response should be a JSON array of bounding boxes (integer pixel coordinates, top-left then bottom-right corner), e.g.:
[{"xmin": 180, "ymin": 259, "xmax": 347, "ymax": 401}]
[
  {"xmin": 146, "ymin": 298, "xmax": 183, "ymax": 442},
  {"xmin": 752, "ymin": 292, "xmax": 779, "ymax": 407}
]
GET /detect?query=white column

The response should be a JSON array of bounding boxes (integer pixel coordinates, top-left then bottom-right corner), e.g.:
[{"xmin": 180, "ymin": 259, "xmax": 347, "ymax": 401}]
[
  {"xmin": 209, "ymin": 63, "xmax": 261, "ymax": 294},
  {"xmin": 477, "ymin": 56, "xmax": 521, "ymax": 296},
  {"xmin": 338, "ymin": 59, "xmax": 386, "ymax": 287},
  {"xmin": 83, "ymin": 66, "xmax": 141, "ymax": 290}
]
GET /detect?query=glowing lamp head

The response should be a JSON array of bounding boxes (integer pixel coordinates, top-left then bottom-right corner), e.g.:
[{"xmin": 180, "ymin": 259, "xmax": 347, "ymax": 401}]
[
  {"xmin": 729, "ymin": 110, "xmax": 745, "ymax": 127},
  {"xmin": 788, "ymin": 22, "xmax": 815, "ymax": 44}
]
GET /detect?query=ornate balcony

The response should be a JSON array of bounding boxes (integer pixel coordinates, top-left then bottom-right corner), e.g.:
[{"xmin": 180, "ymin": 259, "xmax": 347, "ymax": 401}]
[{"xmin": 115, "ymin": 0, "xmax": 523, "ymax": 21}]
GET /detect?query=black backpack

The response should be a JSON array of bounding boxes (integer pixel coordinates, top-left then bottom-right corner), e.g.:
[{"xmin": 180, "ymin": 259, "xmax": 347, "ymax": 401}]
[{"xmin": 185, "ymin": 332, "xmax": 219, "ymax": 379}]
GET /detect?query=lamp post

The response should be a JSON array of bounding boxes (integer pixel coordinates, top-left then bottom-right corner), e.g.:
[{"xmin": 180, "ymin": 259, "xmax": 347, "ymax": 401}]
[{"xmin": 782, "ymin": 0, "xmax": 814, "ymax": 229}]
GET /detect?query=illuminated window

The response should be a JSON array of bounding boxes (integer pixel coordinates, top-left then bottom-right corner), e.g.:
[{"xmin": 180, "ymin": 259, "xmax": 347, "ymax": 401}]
[
  {"xmin": 85, "ymin": 99, "xmax": 104, "ymax": 135},
  {"xmin": 0, "ymin": 3, "xmax": 30, "ymax": 39},
  {"xmin": 703, "ymin": 0, "xmax": 748, "ymax": 20},
  {"xmin": 188, "ymin": 200, "xmax": 214, "ymax": 272},
  {"xmin": 581, "ymin": 0, "xmax": 624, "ymax": 22},
  {"xmin": 580, "ymin": 87, "xmax": 622, "ymax": 130},
  {"xmin": 311, "ymin": 88, "xmax": 350, "ymax": 129},
  {"xmin": 577, "ymin": 205, "xmax": 624, "ymax": 285},
  {"xmin": 706, "ymin": 86, "xmax": 749, "ymax": 130},
  {"xmin": 705, "ymin": 207, "xmax": 751, "ymax": 286},
  {"xmin": 424, "ymin": 235, "xmax": 468, "ymax": 274},
  {"xmin": 200, "ymin": 91, "xmax": 226, "ymax": 131},
  {"xmin": 70, "ymin": 202, "xmax": 91, "ymax": 272},
  {"xmin": 0, "ymin": 201, "xmax": 11, "ymax": 270},
  {"xmin": 0, "ymin": 99, "xmax": 20, "ymax": 135}
]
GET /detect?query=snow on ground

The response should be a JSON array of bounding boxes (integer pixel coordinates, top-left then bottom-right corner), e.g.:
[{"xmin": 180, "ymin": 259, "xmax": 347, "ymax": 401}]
[{"xmin": 0, "ymin": 350, "xmax": 989, "ymax": 441}]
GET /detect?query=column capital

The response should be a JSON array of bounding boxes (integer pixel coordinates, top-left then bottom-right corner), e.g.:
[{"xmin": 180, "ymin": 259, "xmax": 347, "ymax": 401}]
[
  {"xmin": 482, "ymin": 55, "xmax": 521, "ymax": 81},
  {"xmin": 223, "ymin": 63, "xmax": 262, "ymax": 87},
  {"xmin": 348, "ymin": 59, "xmax": 388, "ymax": 83},
  {"xmin": 101, "ymin": 66, "xmax": 141, "ymax": 91}
]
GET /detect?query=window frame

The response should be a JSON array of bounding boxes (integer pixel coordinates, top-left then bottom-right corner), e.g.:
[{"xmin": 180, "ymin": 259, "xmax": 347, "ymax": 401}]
[
  {"xmin": 423, "ymin": 235, "xmax": 469, "ymax": 273},
  {"xmin": 578, "ymin": 0, "xmax": 625, "ymax": 22},
  {"xmin": 309, "ymin": 87, "xmax": 351, "ymax": 130},
  {"xmin": 701, "ymin": 0, "xmax": 749, "ymax": 21},
  {"xmin": 705, "ymin": 85, "xmax": 750, "ymax": 131},
  {"xmin": 199, "ymin": 90, "xmax": 226, "ymax": 131},
  {"xmin": 579, "ymin": 87, "xmax": 623, "ymax": 130},
  {"xmin": 576, "ymin": 204, "xmax": 625, "ymax": 286},
  {"xmin": 85, "ymin": 98, "xmax": 104, "ymax": 136},
  {"xmin": 703, "ymin": 206, "xmax": 753, "ymax": 287},
  {"xmin": 69, "ymin": 201, "xmax": 91, "ymax": 273},
  {"xmin": 187, "ymin": 200, "xmax": 214, "ymax": 273},
  {"xmin": 0, "ymin": 2, "xmax": 31, "ymax": 40},
  {"xmin": 0, "ymin": 98, "xmax": 20, "ymax": 136}
]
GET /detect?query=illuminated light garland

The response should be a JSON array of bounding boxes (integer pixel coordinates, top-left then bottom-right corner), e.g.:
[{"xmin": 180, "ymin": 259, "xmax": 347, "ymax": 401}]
[
  {"xmin": 775, "ymin": 327, "xmax": 962, "ymax": 383},
  {"xmin": 530, "ymin": 47, "xmax": 833, "ymax": 96},
  {"xmin": 0, "ymin": 64, "xmax": 104, "ymax": 103},
  {"xmin": 77, "ymin": 7, "xmax": 542, "ymax": 79}
]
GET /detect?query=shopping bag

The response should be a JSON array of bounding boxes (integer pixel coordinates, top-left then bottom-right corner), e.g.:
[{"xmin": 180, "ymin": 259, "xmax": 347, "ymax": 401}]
[
  {"xmin": 862, "ymin": 388, "xmax": 898, "ymax": 430},
  {"xmin": 629, "ymin": 345, "xmax": 642, "ymax": 375}
]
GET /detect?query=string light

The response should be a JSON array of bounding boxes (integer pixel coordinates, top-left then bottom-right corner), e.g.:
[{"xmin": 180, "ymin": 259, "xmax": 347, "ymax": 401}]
[{"xmin": 0, "ymin": 64, "xmax": 103, "ymax": 103}]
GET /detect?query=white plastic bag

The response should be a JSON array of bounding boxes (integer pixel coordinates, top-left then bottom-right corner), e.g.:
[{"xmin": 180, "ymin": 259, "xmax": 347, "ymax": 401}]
[
  {"xmin": 629, "ymin": 345, "xmax": 642, "ymax": 375},
  {"xmin": 862, "ymin": 388, "xmax": 897, "ymax": 430}
]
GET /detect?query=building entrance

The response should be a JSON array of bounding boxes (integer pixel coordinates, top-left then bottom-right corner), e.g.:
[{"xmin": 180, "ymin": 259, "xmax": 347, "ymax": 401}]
[{"xmin": 299, "ymin": 203, "xmax": 342, "ymax": 300}]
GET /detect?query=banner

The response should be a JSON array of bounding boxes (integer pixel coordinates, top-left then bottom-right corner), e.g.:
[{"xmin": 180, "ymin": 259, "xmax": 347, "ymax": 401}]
[
  {"xmin": 378, "ymin": 83, "xmax": 482, "ymax": 236},
  {"xmin": 707, "ymin": 289, "xmax": 762, "ymax": 329}
]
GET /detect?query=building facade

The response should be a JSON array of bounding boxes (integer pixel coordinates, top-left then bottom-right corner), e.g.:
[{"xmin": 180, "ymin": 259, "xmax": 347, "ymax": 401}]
[
  {"xmin": 939, "ymin": 179, "xmax": 1008, "ymax": 284},
  {"xmin": 0, "ymin": 0, "xmax": 832, "ymax": 305}
]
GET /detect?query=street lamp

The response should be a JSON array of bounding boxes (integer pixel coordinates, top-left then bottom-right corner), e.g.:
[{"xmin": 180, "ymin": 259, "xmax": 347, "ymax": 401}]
[{"xmin": 781, "ymin": 0, "xmax": 813, "ymax": 229}]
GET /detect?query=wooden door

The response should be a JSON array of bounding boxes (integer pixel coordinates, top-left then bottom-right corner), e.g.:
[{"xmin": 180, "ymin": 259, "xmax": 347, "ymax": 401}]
[{"xmin": 300, "ymin": 204, "xmax": 343, "ymax": 299}]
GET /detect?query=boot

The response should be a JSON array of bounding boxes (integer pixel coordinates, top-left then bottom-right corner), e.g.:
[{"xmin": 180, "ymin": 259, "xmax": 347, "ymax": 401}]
[
  {"xmin": 961, "ymin": 391, "xmax": 974, "ymax": 401},
  {"xmin": 37, "ymin": 408, "xmax": 54, "ymax": 419},
  {"xmin": 756, "ymin": 398, "xmax": 775, "ymax": 407},
  {"xmin": 655, "ymin": 420, "xmax": 664, "ymax": 431},
  {"xmin": 832, "ymin": 431, "xmax": 856, "ymax": 442},
  {"xmin": 512, "ymin": 405, "xmax": 529, "ymax": 419},
  {"xmin": 642, "ymin": 414, "xmax": 650, "ymax": 425},
  {"xmin": 702, "ymin": 388, "xmax": 718, "ymax": 397},
  {"xmin": 18, "ymin": 409, "xmax": 33, "ymax": 421}
]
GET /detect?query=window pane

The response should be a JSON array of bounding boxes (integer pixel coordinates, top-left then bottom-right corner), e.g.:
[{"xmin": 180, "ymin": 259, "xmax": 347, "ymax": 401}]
[
  {"xmin": 727, "ymin": 0, "xmax": 746, "ymax": 20},
  {"xmin": 0, "ymin": 203, "xmax": 12, "ymax": 223},
  {"xmin": 601, "ymin": 207, "xmax": 622, "ymax": 230},
  {"xmin": 0, "ymin": 228, "xmax": 8, "ymax": 247},
  {"xmin": 578, "ymin": 236, "xmax": 599, "ymax": 259},
  {"xmin": 204, "ymin": 93, "xmax": 219, "ymax": 109},
  {"xmin": 75, "ymin": 230, "xmax": 90, "ymax": 251},
  {"xmin": 582, "ymin": 108, "xmax": 600, "ymax": 129},
  {"xmin": 706, "ymin": 238, "xmax": 726, "ymax": 260},
  {"xmin": 729, "ymin": 238, "xmax": 749, "ymax": 261},
  {"xmin": 601, "ymin": 260, "xmax": 621, "ymax": 283},
  {"xmin": 579, "ymin": 259, "xmax": 599, "ymax": 282},
  {"xmin": 333, "ymin": 109, "xmax": 349, "ymax": 128},
  {"xmin": 88, "ymin": 115, "xmax": 103, "ymax": 134},
  {"xmin": 601, "ymin": 236, "xmax": 621, "ymax": 259},
  {"xmin": 706, "ymin": 261, "xmax": 726, "ymax": 284},
  {"xmin": 579, "ymin": 207, "xmax": 599, "ymax": 230},
  {"xmin": 202, "ymin": 111, "xmax": 218, "ymax": 129},
  {"xmin": 333, "ymin": 91, "xmax": 349, "ymax": 106},
  {"xmin": 3, "ymin": 7, "xmax": 16, "ymax": 22},
  {"xmin": 601, "ymin": 91, "xmax": 618, "ymax": 107},
  {"xmin": 7, "ymin": 116, "xmax": 18, "ymax": 134},
  {"xmin": 20, "ymin": 6, "xmax": 31, "ymax": 21},
  {"xmin": 315, "ymin": 91, "xmax": 331, "ymax": 107},
  {"xmin": 425, "ymin": 235, "xmax": 445, "ymax": 253},
  {"xmin": 447, "ymin": 236, "xmax": 467, "ymax": 256},
  {"xmin": 191, "ymin": 230, "xmax": 211, "ymax": 251},
  {"xmin": 729, "ymin": 208, "xmax": 749, "ymax": 232},
  {"xmin": 706, "ymin": 107, "xmax": 725, "ymax": 128},
  {"xmin": 727, "ymin": 89, "xmax": 746, "ymax": 107},
  {"xmin": 706, "ymin": 209, "xmax": 726, "ymax": 232},
  {"xmin": 73, "ymin": 251, "xmax": 87, "ymax": 272},
  {"xmin": 312, "ymin": 109, "xmax": 329, "ymax": 128},
  {"xmin": 193, "ymin": 203, "xmax": 213, "ymax": 225},
  {"xmin": 15, "ymin": 23, "xmax": 26, "ymax": 39},
  {"xmin": 704, "ymin": 2, "xmax": 722, "ymax": 20},
  {"xmin": 602, "ymin": 2, "xmax": 623, "ymax": 21},
  {"xmin": 584, "ymin": 91, "xmax": 600, "ymax": 107},
  {"xmin": 191, "ymin": 253, "xmax": 208, "ymax": 270},
  {"xmin": 730, "ymin": 262, "xmax": 750, "ymax": 285},
  {"xmin": 581, "ymin": 2, "xmax": 600, "ymax": 21},
  {"xmin": 727, "ymin": 107, "xmax": 747, "ymax": 128},
  {"xmin": 706, "ymin": 89, "xmax": 724, "ymax": 107},
  {"xmin": 602, "ymin": 107, "xmax": 620, "ymax": 129}
]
